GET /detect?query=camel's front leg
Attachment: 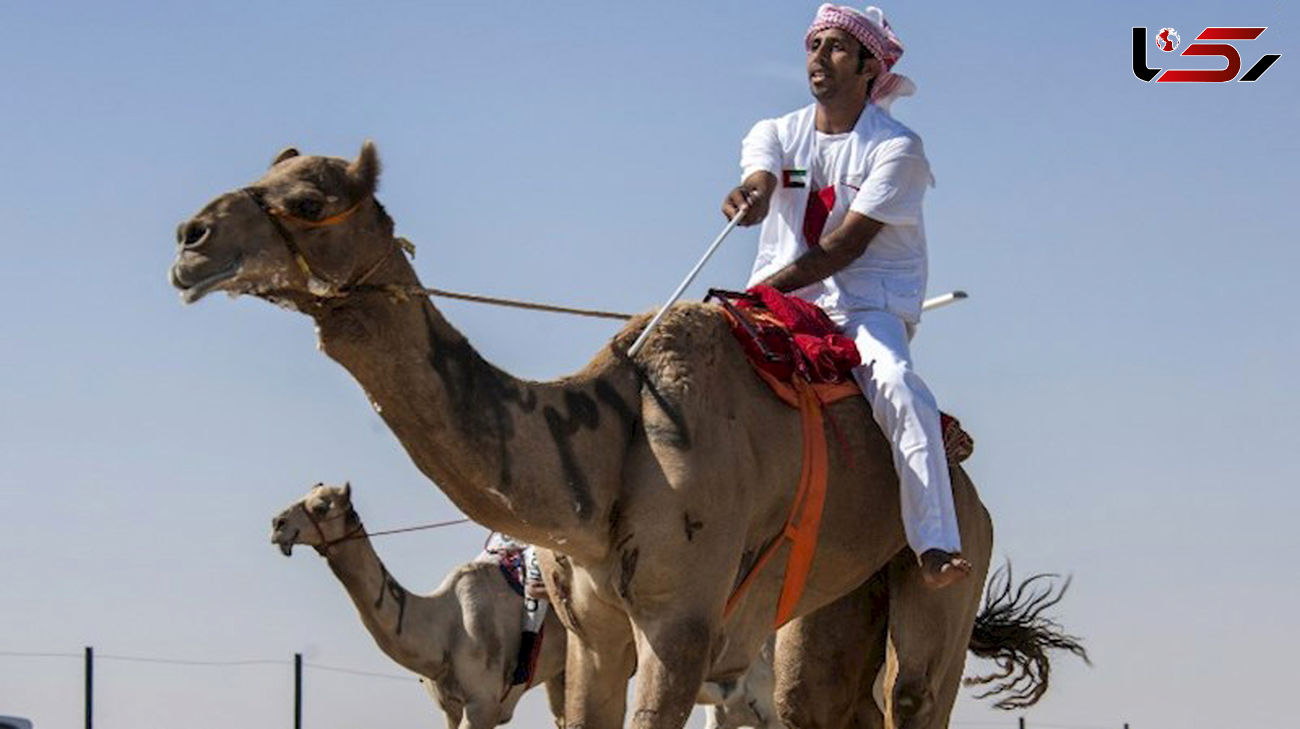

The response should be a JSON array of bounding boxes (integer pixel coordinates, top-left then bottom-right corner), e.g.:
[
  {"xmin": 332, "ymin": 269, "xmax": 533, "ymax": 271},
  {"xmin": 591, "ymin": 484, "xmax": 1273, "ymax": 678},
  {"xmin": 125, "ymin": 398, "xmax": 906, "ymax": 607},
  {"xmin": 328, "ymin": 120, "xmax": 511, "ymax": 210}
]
[
  {"xmin": 537, "ymin": 549, "xmax": 636, "ymax": 729},
  {"xmin": 628, "ymin": 615, "xmax": 717, "ymax": 729},
  {"xmin": 564, "ymin": 613, "xmax": 635, "ymax": 729},
  {"xmin": 458, "ymin": 701, "xmax": 502, "ymax": 729}
]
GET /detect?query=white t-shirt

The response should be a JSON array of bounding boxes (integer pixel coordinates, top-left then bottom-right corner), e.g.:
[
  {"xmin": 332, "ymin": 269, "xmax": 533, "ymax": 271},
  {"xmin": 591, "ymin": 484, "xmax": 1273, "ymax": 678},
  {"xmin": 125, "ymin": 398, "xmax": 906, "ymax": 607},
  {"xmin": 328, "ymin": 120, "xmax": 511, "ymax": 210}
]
[{"xmin": 741, "ymin": 104, "xmax": 933, "ymax": 323}]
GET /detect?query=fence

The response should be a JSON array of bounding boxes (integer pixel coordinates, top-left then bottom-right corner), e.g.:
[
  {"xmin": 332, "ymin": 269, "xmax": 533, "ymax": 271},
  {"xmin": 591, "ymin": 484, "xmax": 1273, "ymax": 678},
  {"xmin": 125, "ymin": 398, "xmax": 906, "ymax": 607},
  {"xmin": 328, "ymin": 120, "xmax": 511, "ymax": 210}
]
[
  {"xmin": 3, "ymin": 647, "xmax": 1122, "ymax": 728},
  {"xmin": 1, "ymin": 647, "xmax": 416, "ymax": 729}
]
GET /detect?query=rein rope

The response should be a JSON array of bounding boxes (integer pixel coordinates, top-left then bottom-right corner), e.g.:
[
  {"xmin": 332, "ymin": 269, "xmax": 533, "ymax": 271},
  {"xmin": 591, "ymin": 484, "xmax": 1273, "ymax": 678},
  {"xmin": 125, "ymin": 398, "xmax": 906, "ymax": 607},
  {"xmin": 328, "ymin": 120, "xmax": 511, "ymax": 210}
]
[
  {"xmin": 299, "ymin": 499, "xmax": 473, "ymax": 555},
  {"xmin": 341, "ymin": 517, "xmax": 473, "ymax": 542},
  {"xmin": 243, "ymin": 187, "xmax": 635, "ymax": 320}
]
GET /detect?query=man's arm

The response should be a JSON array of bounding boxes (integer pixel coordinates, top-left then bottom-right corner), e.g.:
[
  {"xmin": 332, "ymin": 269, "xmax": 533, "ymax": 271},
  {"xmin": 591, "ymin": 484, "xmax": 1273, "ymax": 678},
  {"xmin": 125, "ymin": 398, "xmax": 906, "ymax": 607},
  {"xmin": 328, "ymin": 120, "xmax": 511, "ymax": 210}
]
[
  {"xmin": 760, "ymin": 211, "xmax": 884, "ymax": 292},
  {"xmin": 724, "ymin": 118, "xmax": 783, "ymax": 226}
]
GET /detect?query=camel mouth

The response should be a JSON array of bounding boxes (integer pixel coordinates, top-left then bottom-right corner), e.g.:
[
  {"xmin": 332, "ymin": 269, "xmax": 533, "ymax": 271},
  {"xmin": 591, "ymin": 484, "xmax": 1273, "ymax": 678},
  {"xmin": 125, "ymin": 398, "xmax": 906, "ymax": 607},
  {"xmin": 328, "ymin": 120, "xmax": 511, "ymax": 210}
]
[
  {"xmin": 271, "ymin": 528, "xmax": 299, "ymax": 556},
  {"xmin": 171, "ymin": 255, "xmax": 243, "ymax": 304}
]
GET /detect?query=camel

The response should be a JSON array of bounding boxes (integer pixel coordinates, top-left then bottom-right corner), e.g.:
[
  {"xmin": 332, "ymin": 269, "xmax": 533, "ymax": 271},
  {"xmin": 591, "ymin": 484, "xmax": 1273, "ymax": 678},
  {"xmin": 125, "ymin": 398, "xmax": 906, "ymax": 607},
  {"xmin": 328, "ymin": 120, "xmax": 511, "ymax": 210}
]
[
  {"xmin": 172, "ymin": 142, "xmax": 1072, "ymax": 729},
  {"xmin": 269, "ymin": 482, "xmax": 567, "ymax": 728},
  {"xmin": 269, "ymin": 481, "xmax": 778, "ymax": 729},
  {"xmin": 703, "ymin": 637, "xmax": 777, "ymax": 729}
]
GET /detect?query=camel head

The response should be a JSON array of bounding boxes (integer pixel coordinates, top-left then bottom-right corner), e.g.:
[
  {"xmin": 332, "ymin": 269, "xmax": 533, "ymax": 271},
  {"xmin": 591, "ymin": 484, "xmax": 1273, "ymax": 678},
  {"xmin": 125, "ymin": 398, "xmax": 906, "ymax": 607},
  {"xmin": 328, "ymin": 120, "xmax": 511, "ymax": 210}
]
[
  {"xmin": 271, "ymin": 482, "xmax": 358, "ymax": 556},
  {"xmin": 170, "ymin": 142, "xmax": 392, "ymax": 307}
]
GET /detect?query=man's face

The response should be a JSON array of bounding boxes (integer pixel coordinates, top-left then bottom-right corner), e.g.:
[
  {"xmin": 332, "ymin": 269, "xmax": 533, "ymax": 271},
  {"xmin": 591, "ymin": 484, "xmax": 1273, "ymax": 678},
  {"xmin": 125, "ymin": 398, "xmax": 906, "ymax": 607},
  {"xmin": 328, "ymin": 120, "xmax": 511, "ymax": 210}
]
[{"xmin": 806, "ymin": 28, "xmax": 877, "ymax": 102}]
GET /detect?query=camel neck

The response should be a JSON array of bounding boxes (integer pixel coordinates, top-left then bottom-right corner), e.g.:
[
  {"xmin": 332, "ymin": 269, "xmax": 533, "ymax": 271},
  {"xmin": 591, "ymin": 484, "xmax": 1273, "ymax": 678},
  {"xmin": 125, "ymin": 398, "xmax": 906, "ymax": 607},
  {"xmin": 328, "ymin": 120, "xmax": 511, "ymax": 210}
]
[
  {"xmin": 323, "ymin": 533, "xmax": 452, "ymax": 679},
  {"xmin": 310, "ymin": 255, "xmax": 638, "ymax": 560}
]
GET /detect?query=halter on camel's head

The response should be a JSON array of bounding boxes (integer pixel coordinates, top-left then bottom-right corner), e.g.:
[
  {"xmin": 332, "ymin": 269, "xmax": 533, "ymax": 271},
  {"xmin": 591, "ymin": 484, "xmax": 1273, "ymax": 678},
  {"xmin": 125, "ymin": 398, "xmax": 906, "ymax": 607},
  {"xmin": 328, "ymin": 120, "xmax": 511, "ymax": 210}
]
[
  {"xmin": 169, "ymin": 141, "xmax": 406, "ymax": 310},
  {"xmin": 271, "ymin": 482, "xmax": 364, "ymax": 556}
]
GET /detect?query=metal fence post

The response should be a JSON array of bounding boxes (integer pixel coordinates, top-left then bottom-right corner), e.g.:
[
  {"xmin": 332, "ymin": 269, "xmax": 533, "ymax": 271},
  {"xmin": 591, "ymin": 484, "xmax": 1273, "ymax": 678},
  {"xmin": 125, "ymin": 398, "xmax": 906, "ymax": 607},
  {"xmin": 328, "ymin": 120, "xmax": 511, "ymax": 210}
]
[
  {"xmin": 294, "ymin": 652, "xmax": 303, "ymax": 729},
  {"xmin": 84, "ymin": 646, "xmax": 93, "ymax": 729}
]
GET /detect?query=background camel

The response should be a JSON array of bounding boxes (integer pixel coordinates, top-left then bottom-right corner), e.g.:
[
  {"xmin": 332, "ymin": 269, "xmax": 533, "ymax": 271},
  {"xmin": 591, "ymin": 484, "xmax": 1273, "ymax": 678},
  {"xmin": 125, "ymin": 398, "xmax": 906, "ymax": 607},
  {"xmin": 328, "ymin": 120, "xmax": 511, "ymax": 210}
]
[
  {"xmin": 172, "ymin": 142, "xmax": 1072, "ymax": 729},
  {"xmin": 270, "ymin": 482, "xmax": 566, "ymax": 728},
  {"xmin": 703, "ymin": 637, "xmax": 777, "ymax": 729}
]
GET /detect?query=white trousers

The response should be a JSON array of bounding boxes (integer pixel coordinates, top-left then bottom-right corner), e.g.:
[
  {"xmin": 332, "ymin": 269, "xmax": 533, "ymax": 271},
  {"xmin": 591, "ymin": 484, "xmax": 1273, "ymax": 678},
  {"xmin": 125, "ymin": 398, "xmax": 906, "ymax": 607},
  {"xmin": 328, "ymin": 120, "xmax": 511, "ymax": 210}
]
[{"xmin": 831, "ymin": 309, "xmax": 962, "ymax": 556}]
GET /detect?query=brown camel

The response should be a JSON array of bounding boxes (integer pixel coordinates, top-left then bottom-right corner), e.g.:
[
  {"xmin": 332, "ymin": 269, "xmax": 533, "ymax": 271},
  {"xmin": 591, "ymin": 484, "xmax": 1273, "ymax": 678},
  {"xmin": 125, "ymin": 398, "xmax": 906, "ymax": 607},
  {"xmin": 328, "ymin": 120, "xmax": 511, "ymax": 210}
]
[
  {"xmin": 170, "ymin": 142, "xmax": 1057, "ymax": 729},
  {"xmin": 270, "ymin": 482, "xmax": 567, "ymax": 728}
]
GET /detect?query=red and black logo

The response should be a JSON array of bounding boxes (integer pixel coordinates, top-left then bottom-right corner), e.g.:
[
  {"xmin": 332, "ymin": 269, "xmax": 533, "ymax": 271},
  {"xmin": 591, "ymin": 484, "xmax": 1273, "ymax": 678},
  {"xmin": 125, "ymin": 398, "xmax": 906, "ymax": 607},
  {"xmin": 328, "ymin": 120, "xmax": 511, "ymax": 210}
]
[{"xmin": 1132, "ymin": 26, "xmax": 1281, "ymax": 82}]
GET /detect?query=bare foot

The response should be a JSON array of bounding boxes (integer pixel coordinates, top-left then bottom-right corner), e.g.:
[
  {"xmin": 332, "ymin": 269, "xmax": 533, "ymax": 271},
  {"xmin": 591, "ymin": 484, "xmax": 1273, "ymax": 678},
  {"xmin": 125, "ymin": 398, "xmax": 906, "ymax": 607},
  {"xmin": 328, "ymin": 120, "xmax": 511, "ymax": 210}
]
[{"xmin": 919, "ymin": 549, "xmax": 972, "ymax": 589}]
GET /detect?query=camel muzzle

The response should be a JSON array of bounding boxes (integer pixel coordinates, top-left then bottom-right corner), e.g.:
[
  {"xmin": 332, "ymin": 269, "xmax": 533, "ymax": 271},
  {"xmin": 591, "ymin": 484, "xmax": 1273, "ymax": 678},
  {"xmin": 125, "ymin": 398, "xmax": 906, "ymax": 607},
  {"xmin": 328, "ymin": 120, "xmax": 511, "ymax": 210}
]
[
  {"xmin": 170, "ymin": 253, "xmax": 243, "ymax": 304},
  {"xmin": 271, "ymin": 520, "xmax": 298, "ymax": 556}
]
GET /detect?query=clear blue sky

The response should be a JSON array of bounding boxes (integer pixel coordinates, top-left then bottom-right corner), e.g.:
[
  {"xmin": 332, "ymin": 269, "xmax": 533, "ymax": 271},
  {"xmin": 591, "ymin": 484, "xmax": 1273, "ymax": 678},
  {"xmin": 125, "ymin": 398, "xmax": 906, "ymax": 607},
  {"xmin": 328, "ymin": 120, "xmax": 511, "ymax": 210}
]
[{"xmin": 1, "ymin": 1, "xmax": 1295, "ymax": 727}]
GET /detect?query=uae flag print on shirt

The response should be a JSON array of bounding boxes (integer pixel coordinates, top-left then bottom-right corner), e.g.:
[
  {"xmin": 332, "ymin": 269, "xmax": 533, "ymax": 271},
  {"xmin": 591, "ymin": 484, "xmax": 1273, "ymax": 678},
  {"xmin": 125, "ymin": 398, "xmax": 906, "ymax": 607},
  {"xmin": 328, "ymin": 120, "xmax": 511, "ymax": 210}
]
[{"xmin": 782, "ymin": 169, "xmax": 807, "ymax": 188}]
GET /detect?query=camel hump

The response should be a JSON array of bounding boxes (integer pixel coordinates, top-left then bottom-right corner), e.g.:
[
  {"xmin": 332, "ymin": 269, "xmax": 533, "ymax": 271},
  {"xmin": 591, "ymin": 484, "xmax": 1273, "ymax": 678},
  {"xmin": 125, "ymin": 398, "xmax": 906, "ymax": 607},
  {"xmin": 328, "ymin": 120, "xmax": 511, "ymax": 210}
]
[{"xmin": 617, "ymin": 301, "xmax": 728, "ymax": 362}]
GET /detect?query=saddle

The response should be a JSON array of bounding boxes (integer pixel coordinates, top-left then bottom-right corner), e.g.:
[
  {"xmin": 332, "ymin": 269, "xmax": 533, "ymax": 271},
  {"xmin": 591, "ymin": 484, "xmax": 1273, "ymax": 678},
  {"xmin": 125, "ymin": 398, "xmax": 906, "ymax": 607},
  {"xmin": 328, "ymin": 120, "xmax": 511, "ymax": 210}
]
[
  {"xmin": 709, "ymin": 287, "xmax": 973, "ymax": 628},
  {"xmin": 482, "ymin": 536, "xmax": 549, "ymax": 690},
  {"xmin": 710, "ymin": 286, "xmax": 973, "ymax": 462}
]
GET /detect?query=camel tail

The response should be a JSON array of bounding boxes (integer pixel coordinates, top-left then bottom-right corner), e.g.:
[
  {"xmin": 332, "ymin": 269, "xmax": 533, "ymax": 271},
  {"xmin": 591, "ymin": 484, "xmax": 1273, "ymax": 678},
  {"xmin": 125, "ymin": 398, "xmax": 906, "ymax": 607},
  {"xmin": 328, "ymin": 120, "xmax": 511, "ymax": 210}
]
[{"xmin": 964, "ymin": 562, "xmax": 1090, "ymax": 710}]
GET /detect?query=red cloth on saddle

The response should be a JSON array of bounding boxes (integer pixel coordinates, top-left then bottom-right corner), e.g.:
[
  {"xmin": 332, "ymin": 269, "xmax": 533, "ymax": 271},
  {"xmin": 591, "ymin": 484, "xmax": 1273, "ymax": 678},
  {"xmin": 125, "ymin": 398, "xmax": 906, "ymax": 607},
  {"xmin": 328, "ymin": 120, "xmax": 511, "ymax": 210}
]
[{"xmin": 734, "ymin": 285, "xmax": 861, "ymax": 384}]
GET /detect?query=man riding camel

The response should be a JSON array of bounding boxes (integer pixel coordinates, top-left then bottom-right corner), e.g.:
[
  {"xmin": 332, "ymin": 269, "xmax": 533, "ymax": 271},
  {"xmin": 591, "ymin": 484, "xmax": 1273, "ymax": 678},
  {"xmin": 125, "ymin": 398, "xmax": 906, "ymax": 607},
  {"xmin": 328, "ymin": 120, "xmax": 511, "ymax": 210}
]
[{"xmin": 722, "ymin": 4, "xmax": 971, "ymax": 589}]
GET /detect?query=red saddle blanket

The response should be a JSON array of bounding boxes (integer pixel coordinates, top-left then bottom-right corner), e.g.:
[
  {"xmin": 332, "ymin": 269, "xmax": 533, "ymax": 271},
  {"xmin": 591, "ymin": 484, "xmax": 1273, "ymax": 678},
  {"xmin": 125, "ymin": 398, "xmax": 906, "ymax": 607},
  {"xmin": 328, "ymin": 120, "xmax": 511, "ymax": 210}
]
[
  {"xmin": 719, "ymin": 285, "xmax": 974, "ymax": 463},
  {"xmin": 732, "ymin": 285, "xmax": 861, "ymax": 384}
]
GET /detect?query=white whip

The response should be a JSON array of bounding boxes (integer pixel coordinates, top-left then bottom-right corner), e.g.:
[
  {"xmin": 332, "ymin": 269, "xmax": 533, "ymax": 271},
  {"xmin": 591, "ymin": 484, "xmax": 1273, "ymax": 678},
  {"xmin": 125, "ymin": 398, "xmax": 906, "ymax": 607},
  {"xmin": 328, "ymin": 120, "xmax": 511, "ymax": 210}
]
[
  {"xmin": 922, "ymin": 290, "xmax": 968, "ymax": 311},
  {"xmin": 627, "ymin": 205, "xmax": 749, "ymax": 357}
]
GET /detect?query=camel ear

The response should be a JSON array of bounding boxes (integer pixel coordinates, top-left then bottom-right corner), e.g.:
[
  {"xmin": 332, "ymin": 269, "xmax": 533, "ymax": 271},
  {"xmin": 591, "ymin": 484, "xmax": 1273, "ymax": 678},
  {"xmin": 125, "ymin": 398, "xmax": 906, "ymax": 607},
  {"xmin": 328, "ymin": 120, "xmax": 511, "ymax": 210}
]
[
  {"xmin": 341, "ymin": 481, "xmax": 352, "ymax": 502},
  {"xmin": 347, "ymin": 140, "xmax": 381, "ymax": 194},
  {"xmin": 271, "ymin": 147, "xmax": 300, "ymax": 167}
]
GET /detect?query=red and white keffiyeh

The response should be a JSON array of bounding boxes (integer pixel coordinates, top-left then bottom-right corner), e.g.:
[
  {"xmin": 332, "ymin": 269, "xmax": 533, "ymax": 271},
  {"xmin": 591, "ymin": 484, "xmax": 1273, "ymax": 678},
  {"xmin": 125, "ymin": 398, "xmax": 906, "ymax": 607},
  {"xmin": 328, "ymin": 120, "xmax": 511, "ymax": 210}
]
[{"xmin": 805, "ymin": 4, "xmax": 916, "ymax": 109}]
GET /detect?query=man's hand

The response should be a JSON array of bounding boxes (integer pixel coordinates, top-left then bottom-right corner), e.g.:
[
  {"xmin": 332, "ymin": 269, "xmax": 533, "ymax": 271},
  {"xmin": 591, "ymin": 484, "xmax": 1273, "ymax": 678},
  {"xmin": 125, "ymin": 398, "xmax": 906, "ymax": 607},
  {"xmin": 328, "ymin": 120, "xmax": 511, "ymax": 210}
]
[{"xmin": 722, "ymin": 171, "xmax": 777, "ymax": 226}]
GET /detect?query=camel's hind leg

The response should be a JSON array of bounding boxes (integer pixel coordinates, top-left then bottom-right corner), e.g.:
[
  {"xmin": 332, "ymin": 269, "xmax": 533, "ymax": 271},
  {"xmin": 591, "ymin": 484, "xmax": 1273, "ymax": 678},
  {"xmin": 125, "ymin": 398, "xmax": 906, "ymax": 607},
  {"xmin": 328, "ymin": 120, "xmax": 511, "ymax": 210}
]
[
  {"xmin": 543, "ymin": 673, "xmax": 567, "ymax": 728},
  {"xmin": 772, "ymin": 568, "xmax": 890, "ymax": 729},
  {"xmin": 883, "ymin": 470, "xmax": 993, "ymax": 729}
]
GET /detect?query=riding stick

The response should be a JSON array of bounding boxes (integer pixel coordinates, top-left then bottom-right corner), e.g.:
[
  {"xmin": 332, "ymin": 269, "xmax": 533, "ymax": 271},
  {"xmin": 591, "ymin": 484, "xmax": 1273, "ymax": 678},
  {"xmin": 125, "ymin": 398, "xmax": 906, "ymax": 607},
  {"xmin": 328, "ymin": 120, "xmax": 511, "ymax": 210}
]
[
  {"xmin": 922, "ymin": 290, "xmax": 968, "ymax": 311},
  {"xmin": 627, "ymin": 204, "xmax": 749, "ymax": 357}
]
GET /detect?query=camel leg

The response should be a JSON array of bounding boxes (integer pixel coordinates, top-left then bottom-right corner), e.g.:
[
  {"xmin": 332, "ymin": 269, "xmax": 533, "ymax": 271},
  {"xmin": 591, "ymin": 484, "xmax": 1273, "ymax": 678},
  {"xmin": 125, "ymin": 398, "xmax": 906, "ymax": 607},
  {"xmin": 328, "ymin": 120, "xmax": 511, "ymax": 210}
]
[
  {"xmin": 563, "ymin": 603, "xmax": 636, "ymax": 729},
  {"xmin": 459, "ymin": 701, "xmax": 502, "ymax": 729},
  {"xmin": 627, "ymin": 615, "xmax": 716, "ymax": 729},
  {"xmin": 773, "ymin": 568, "xmax": 889, "ymax": 729},
  {"xmin": 896, "ymin": 469, "xmax": 993, "ymax": 729},
  {"xmin": 883, "ymin": 472, "xmax": 992, "ymax": 729},
  {"xmin": 544, "ymin": 674, "xmax": 567, "ymax": 729}
]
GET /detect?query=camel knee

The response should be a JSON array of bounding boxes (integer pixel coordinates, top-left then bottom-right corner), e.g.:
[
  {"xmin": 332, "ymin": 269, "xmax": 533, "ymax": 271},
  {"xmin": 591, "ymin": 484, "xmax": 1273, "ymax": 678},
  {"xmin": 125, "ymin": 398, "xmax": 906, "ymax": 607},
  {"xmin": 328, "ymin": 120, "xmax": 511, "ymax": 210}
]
[
  {"xmin": 774, "ymin": 688, "xmax": 812, "ymax": 728},
  {"xmin": 775, "ymin": 685, "xmax": 841, "ymax": 729},
  {"xmin": 889, "ymin": 672, "xmax": 934, "ymax": 729}
]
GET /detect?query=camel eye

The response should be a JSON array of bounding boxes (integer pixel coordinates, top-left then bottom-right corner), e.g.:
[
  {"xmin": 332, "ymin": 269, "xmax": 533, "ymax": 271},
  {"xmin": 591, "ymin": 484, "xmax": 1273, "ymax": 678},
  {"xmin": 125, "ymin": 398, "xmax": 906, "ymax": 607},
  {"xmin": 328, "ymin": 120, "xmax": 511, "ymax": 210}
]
[
  {"xmin": 287, "ymin": 197, "xmax": 324, "ymax": 220},
  {"xmin": 309, "ymin": 500, "xmax": 330, "ymax": 516}
]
